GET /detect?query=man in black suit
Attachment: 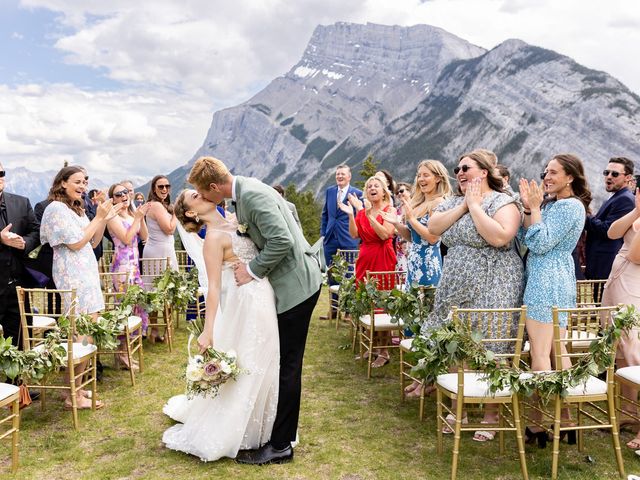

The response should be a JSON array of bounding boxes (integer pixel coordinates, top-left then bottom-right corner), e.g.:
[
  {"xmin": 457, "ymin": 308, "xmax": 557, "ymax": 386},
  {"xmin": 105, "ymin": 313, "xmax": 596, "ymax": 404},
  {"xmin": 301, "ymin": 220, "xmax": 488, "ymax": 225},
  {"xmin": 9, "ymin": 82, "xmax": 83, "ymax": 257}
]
[
  {"xmin": 0, "ymin": 162, "xmax": 40, "ymax": 346},
  {"xmin": 585, "ymin": 156, "xmax": 636, "ymax": 280}
]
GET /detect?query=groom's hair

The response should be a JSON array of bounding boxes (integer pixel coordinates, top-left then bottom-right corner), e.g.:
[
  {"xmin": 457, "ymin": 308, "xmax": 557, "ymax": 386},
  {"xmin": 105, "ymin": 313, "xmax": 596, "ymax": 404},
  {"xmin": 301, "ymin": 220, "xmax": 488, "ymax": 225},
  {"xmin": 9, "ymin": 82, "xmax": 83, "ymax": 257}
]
[{"xmin": 188, "ymin": 156, "xmax": 231, "ymax": 190}]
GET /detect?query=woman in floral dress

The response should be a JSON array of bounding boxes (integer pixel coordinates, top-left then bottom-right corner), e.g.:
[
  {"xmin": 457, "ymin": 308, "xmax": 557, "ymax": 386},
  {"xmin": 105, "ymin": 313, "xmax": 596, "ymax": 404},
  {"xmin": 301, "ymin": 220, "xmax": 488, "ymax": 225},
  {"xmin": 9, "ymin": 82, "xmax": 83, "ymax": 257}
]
[
  {"xmin": 426, "ymin": 150, "xmax": 524, "ymax": 441},
  {"xmin": 40, "ymin": 166, "xmax": 120, "ymax": 410},
  {"xmin": 107, "ymin": 182, "xmax": 150, "ymax": 369}
]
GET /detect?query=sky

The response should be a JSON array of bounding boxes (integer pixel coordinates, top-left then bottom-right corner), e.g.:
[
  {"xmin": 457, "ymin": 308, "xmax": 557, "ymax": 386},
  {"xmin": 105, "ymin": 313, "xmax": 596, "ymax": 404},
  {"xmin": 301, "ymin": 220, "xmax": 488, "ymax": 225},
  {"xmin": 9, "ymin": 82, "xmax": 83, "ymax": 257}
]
[{"xmin": 1, "ymin": 0, "xmax": 639, "ymax": 186}]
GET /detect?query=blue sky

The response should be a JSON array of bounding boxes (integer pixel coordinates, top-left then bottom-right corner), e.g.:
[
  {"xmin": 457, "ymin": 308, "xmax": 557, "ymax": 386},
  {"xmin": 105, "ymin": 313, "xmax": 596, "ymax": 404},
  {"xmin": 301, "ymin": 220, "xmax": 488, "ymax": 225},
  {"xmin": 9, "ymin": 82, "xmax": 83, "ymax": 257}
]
[{"xmin": 1, "ymin": 0, "xmax": 638, "ymax": 186}]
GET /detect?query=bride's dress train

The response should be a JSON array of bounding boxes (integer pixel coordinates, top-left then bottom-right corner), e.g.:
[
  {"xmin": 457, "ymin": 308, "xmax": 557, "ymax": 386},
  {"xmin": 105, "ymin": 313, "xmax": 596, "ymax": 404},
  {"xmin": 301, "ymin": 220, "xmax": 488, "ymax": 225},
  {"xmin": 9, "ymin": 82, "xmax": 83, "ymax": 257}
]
[{"xmin": 162, "ymin": 232, "xmax": 280, "ymax": 461}]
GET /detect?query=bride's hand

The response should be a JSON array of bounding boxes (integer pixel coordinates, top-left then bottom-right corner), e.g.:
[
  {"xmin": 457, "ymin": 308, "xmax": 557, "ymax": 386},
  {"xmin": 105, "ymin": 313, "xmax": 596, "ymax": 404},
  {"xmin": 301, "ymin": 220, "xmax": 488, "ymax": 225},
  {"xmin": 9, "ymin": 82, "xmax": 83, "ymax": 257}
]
[{"xmin": 197, "ymin": 331, "xmax": 213, "ymax": 353}]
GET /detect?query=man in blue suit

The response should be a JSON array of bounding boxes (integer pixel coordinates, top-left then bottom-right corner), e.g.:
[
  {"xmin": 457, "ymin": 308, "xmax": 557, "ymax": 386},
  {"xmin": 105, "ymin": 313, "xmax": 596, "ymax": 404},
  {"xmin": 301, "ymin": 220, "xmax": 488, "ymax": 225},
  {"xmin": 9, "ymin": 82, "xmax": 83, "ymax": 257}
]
[
  {"xmin": 321, "ymin": 164, "xmax": 361, "ymax": 318},
  {"xmin": 585, "ymin": 156, "xmax": 635, "ymax": 280}
]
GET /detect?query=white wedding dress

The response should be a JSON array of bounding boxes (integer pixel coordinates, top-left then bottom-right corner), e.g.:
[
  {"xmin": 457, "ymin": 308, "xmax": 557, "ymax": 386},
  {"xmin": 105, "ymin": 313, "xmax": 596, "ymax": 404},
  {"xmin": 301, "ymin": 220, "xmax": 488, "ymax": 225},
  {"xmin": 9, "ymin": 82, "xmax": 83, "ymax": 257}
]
[{"xmin": 162, "ymin": 230, "xmax": 280, "ymax": 461}]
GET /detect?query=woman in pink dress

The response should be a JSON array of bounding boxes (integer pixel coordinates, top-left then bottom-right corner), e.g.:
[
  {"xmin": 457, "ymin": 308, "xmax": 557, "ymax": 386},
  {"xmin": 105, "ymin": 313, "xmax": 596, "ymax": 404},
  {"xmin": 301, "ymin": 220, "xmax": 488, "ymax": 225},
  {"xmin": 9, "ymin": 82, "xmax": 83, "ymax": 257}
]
[{"xmin": 602, "ymin": 187, "xmax": 640, "ymax": 449}]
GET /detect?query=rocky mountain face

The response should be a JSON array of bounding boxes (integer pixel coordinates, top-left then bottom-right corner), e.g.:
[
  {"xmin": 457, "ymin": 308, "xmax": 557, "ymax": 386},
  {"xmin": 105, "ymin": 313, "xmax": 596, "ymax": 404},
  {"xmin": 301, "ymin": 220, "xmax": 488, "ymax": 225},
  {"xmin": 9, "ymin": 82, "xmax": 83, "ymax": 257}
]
[{"xmin": 165, "ymin": 22, "xmax": 640, "ymax": 205}]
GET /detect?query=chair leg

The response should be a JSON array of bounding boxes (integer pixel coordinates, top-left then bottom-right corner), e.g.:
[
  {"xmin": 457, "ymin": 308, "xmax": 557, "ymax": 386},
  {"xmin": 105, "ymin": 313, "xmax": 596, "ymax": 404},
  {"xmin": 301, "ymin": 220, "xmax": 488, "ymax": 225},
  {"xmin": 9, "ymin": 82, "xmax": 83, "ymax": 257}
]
[
  {"xmin": 125, "ymin": 327, "xmax": 136, "ymax": 387},
  {"xmin": 419, "ymin": 385, "xmax": 426, "ymax": 422},
  {"xmin": 551, "ymin": 396, "xmax": 562, "ymax": 480},
  {"xmin": 512, "ymin": 396, "xmax": 529, "ymax": 480},
  {"xmin": 499, "ymin": 404, "xmax": 505, "ymax": 454},
  {"xmin": 577, "ymin": 402, "xmax": 584, "ymax": 451},
  {"xmin": 607, "ymin": 389, "xmax": 626, "ymax": 478},
  {"xmin": 91, "ymin": 354, "xmax": 98, "ymax": 411},
  {"xmin": 436, "ymin": 388, "xmax": 443, "ymax": 455},
  {"xmin": 399, "ymin": 350, "xmax": 405, "ymax": 402},
  {"xmin": 69, "ymin": 366, "xmax": 79, "ymax": 430},
  {"xmin": 367, "ymin": 328, "xmax": 374, "ymax": 380},
  {"xmin": 12, "ymin": 396, "xmax": 19, "ymax": 473},
  {"xmin": 451, "ymin": 397, "xmax": 464, "ymax": 480}
]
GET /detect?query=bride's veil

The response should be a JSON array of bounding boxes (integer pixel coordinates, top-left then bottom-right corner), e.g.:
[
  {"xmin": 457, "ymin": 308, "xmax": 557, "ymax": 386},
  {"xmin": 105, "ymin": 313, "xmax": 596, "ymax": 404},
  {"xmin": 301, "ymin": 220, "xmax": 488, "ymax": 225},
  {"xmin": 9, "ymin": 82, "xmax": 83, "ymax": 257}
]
[{"xmin": 176, "ymin": 222, "xmax": 208, "ymax": 291}]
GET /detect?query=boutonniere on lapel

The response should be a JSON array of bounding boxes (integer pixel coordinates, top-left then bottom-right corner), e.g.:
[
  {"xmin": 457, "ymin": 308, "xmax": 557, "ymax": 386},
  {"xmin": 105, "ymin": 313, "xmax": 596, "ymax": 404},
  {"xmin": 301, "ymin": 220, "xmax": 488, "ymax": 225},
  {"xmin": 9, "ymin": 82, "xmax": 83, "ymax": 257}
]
[{"xmin": 236, "ymin": 223, "xmax": 250, "ymax": 237}]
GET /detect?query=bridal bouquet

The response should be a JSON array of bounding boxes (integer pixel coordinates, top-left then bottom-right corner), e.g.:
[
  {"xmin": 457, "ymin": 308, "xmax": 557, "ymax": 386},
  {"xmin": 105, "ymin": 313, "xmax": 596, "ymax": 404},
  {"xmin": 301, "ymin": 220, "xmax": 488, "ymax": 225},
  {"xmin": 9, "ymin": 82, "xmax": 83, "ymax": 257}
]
[{"xmin": 184, "ymin": 319, "xmax": 243, "ymax": 399}]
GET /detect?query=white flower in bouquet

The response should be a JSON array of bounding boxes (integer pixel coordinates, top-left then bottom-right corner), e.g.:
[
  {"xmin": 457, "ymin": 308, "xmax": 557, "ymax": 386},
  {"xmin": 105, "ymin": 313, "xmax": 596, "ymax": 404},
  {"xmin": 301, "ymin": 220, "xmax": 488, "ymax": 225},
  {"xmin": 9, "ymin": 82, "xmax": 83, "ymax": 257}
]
[
  {"xmin": 193, "ymin": 354, "xmax": 204, "ymax": 363},
  {"xmin": 186, "ymin": 362, "xmax": 204, "ymax": 382},
  {"xmin": 220, "ymin": 360, "xmax": 232, "ymax": 375},
  {"xmin": 226, "ymin": 349, "xmax": 237, "ymax": 360}
]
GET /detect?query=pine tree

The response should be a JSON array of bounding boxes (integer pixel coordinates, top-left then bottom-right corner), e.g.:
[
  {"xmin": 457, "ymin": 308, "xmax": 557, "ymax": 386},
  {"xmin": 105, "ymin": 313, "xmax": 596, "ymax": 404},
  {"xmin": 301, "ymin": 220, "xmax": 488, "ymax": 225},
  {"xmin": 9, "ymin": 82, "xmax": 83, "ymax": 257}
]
[
  {"xmin": 284, "ymin": 184, "xmax": 322, "ymax": 244},
  {"xmin": 355, "ymin": 154, "xmax": 379, "ymax": 189}
]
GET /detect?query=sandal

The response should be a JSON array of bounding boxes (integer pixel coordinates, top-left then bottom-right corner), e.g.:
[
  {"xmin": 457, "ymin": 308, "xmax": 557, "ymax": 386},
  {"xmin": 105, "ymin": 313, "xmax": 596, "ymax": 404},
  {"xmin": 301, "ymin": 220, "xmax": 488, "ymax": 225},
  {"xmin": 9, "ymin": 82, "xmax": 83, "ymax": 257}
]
[
  {"xmin": 442, "ymin": 413, "xmax": 468, "ymax": 434},
  {"xmin": 371, "ymin": 355, "xmax": 390, "ymax": 368},
  {"xmin": 404, "ymin": 381, "xmax": 421, "ymax": 395},
  {"xmin": 473, "ymin": 422, "xmax": 496, "ymax": 442},
  {"xmin": 64, "ymin": 397, "xmax": 105, "ymax": 410},
  {"xmin": 627, "ymin": 437, "xmax": 640, "ymax": 450},
  {"xmin": 406, "ymin": 384, "xmax": 436, "ymax": 398}
]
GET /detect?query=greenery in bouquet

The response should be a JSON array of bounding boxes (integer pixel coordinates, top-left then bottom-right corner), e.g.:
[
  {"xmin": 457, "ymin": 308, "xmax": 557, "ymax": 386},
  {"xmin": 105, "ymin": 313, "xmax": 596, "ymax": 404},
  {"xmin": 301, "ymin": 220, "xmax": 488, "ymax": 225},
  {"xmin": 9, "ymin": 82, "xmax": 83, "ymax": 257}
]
[{"xmin": 184, "ymin": 317, "xmax": 243, "ymax": 399}]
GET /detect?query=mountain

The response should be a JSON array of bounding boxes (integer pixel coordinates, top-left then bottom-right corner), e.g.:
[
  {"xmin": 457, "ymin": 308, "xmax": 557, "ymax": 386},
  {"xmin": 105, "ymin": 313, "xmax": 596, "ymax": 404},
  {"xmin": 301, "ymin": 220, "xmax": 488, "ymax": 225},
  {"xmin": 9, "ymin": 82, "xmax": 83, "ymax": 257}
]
[
  {"xmin": 159, "ymin": 22, "xmax": 640, "ymax": 205},
  {"xmin": 4, "ymin": 167, "xmax": 111, "ymax": 205}
]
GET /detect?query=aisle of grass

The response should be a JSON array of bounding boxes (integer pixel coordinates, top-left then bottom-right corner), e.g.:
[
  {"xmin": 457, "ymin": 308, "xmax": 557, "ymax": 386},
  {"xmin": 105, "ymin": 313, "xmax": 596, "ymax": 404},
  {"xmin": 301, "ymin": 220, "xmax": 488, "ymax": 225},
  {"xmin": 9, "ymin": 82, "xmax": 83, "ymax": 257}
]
[{"xmin": 2, "ymin": 287, "xmax": 639, "ymax": 479}]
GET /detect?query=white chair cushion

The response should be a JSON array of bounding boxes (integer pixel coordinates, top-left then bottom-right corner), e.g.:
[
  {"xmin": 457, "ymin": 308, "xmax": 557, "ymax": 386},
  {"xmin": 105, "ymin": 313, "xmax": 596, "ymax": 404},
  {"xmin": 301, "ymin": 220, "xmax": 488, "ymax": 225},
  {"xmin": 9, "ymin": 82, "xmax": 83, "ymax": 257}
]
[
  {"xmin": 118, "ymin": 315, "xmax": 143, "ymax": 332},
  {"xmin": 400, "ymin": 338, "xmax": 414, "ymax": 352},
  {"xmin": 0, "ymin": 382, "xmax": 20, "ymax": 401},
  {"xmin": 568, "ymin": 330, "xmax": 598, "ymax": 349},
  {"xmin": 436, "ymin": 372, "xmax": 512, "ymax": 397},
  {"xmin": 329, "ymin": 285, "xmax": 340, "ymax": 294},
  {"xmin": 616, "ymin": 366, "xmax": 640, "ymax": 385},
  {"xmin": 34, "ymin": 342, "xmax": 97, "ymax": 361},
  {"xmin": 359, "ymin": 313, "xmax": 404, "ymax": 330},
  {"xmin": 33, "ymin": 315, "xmax": 56, "ymax": 328},
  {"xmin": 566, "ymin": 375, "xmax": 607, "ymax": 396}
]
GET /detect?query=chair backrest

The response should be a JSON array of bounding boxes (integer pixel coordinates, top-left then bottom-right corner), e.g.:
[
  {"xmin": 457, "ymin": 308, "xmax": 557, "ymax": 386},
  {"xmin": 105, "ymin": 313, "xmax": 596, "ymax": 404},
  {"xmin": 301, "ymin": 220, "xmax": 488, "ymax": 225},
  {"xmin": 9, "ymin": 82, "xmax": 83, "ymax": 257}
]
[
  {"xmin": 337, "ymin": 248, "xmax": 359, "ymax": 266},
  {"xmin": 450, "ymin": 305, "xmax": 527, "ymax": 366},
  {"xmin": 552, "ymin": 305, "xmax": 618, "ymax": 375},
  {"xmin": 365, "ymin": 270, "xmax": 407, "ymax": 292},
  {"xmin": 576, "ymin": 279, "xmax": 607, "ymax": 307},
  {"xmin": 175, "ymin": 250, "xmax": 194, "ymax": 273},
  {"xmin": 139, "ymin": 257, "xmax": 170, "ymax": 289},
  {"xmin": 15, "ymin": 287, "xmax": 76, "ymax": 352},
  {"xmin": 99, "ymin": 249, "xmax": 115, "ymax": 273},
  {"xmin": 99, "ymin": 271, "xmax": 130, "ymax": 294}
]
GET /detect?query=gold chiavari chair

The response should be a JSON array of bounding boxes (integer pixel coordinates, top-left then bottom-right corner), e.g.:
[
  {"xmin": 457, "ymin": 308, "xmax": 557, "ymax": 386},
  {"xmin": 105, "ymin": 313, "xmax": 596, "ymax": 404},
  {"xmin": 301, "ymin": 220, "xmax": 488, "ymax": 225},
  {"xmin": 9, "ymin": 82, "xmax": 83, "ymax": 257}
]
[
  {"xmin": 543, "ymin": 305, "xmax": 624, "ymax": 480},
  {"xmin": 175, "ymin": 250, "xmax": 194, "ymax": 273},
  {"xmin": 98, "ymin": 272, "xmax": 144, "ymax": 386},
  {"xmin": 140, "ymin": 257, "xmax": 174, "ymax": 352},
  {"xmin": 576, "ymin": 279, "xmax": 607, "ymax": 307},
  {"xmin": 435, "ymin": 305, "xmax": 528, "ymax": 480},
  {"xmin": 99, "ymin": 249, "xmax": 115, "ymax": 274},
  {"xmin": 174, "ymin": 250, "xmax": 197, "ymax": 329},
  {"xmin": 16, "ymin": 287, "xmax": 99, "ymax": 430},
  {"xmin": 0, "ymin": 383, "xmax": 20, "ymax": 473},
  {"xmin": 321, "ymin": 249, "xmax": 360, "ymax": 330},
  {"xmin": 399, "ymin": 285, "xmax": 436, "ymax": 421},
  {"xmin": 358, "ymin": 270, "xmax": 406, "ymax": 379}
]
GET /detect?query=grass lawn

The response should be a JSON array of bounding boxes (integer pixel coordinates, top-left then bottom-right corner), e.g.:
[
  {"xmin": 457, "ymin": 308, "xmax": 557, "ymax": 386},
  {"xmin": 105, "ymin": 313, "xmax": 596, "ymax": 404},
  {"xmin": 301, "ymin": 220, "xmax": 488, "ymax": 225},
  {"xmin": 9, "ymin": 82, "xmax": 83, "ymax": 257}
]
[{"xmin": 2, "ymin": 287, "xmax": 640, "ymax": 479}]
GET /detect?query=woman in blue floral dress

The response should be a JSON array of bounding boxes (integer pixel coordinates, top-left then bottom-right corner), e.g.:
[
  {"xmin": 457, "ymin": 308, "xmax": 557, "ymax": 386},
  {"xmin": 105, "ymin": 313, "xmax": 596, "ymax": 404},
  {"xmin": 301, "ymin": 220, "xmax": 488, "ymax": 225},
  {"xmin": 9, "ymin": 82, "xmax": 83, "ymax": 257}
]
[
  {"xmin": 40, "ymin": 166, "xmax": 120, "ymax": 409},
  {"xmin": 107, "ymin": 182, "xmax": 151, "ymax": 369},
  {"xmin": 519, "ymin": 154, "xmax": 591, "ymax": 444}
]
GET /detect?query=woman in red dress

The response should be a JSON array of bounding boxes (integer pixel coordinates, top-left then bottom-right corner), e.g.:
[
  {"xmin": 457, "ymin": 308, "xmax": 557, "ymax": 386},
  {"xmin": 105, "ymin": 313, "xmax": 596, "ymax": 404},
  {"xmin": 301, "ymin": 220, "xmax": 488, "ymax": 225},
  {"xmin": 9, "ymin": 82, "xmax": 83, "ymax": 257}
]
[{"xmin": 339, "ymin": 176, "xmax": 397, "ymax": 367}]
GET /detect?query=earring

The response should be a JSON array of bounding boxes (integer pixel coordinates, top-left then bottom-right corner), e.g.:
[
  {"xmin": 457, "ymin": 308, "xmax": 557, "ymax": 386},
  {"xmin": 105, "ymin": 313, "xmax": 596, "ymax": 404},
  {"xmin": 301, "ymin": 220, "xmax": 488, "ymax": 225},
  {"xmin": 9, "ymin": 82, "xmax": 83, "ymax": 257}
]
[{"xmin": 195, "ymin": 214, "xmax": 200, "ymax": 223}]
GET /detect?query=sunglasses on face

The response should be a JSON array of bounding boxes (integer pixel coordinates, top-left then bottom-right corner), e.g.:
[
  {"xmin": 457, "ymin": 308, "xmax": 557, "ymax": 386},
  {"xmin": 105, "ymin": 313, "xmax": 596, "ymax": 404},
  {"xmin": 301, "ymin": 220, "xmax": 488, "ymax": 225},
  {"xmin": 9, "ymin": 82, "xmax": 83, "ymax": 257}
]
[
  {"xmin": 603, "ymin": 170, "xmax": 622, "ymax": 178},
  {"xmin": 157, "ymin": 184, "xmax": 171, "ymax": 190},
  {"xmin": 540, "ymin": 171, "xmax": 548, "ymax": 180},
  {"xmin": 397, "ymin": 189, "xmax": 406, "ymax": 194},
  {"xmin": 113, "ymin": 189, "xmax": 129, "ymax": 198},
  {"xmin": 453, "ymin": 165, "xmax": 473, "ymax": 175},
  {"xmin": 0, "ymin": 170, "xmax": 5, "ymax": 178}
]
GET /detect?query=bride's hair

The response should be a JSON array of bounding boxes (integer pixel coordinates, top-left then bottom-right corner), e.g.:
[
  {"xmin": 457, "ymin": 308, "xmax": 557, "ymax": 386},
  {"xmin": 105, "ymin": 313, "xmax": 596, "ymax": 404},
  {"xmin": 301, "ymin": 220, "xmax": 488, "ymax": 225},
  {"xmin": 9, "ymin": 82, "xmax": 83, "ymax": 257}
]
[{"xmin": 174, "ymin": 190, "xmax": 204, "ymax": 233}]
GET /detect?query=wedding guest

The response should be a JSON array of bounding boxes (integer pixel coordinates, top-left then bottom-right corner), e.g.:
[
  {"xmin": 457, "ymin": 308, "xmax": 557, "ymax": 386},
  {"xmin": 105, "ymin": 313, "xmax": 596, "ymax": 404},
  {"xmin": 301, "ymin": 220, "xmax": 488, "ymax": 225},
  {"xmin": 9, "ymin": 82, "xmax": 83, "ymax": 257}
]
[
  {"xmin": 40, "ymin": 165, "xmax": 120, "ymax": 409},
  {"xmin": 107, "ymin": 183, "xmax": 150, "ymax": 369},
  {"xmin": 584, "ymin": 157, "xmax": 635, "ymax": 280},
  {"xmin": 383, "ymin": 159, "xmax": 452, "ymax": 397},
  {"xmin": 134, "ymin": 192, "xmax": 145, "ymax": 208},
  {"xmin": 143, "ymin": 175, "xmax": 178, "ymax": 270},
  {"xmin": 0, "ymin": 162, "xmax": 40, "ymax": 347},
  {"xmin": 395, "ymin": 182, "xmax": 412, "ymax": 206},
  {"xmin": 519, "ymin": 153, "xmax": 592, "ymax": 446},
  {"xmin": 601, "ymin": 187, "xmax": 640, "ymax": 448},
  {"xmin": 321, "ymin": 165, "xmax": 362, "ymax": 319},
  {"xmin": 426, "ymin": 150, "xmax": 523, "ymax": 440},
  {"xmin": 120, "ymin": 179, "xmax": 136, "ymax": 211},
  {"xmin": 340, "ymin": 176, "xmax": 396, "ymax": 368}
]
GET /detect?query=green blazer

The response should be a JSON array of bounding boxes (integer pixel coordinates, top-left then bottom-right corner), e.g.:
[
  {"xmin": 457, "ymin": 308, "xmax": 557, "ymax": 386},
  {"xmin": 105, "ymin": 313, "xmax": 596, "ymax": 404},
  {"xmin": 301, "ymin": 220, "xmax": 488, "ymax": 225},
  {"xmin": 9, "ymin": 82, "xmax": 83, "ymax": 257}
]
[{"xmin": 234, "ymin": 176, "xmax": 323, "ymax": 314}]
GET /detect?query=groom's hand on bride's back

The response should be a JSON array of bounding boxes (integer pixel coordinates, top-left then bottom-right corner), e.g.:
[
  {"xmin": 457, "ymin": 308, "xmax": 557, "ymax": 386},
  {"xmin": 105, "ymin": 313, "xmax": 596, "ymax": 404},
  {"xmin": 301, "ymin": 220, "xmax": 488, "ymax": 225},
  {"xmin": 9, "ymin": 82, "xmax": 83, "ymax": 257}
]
[{"xmin": 233, "ymin": 262, "xmax": 254, "ymax": 286}]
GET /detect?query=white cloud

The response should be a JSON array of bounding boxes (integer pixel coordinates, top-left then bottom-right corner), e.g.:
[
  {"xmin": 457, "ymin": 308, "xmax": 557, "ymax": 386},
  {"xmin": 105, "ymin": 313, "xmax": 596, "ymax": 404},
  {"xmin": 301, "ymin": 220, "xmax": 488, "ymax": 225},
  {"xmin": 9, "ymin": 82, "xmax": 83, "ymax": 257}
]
[{"xmin": 0, "ymin": 83, "xmax": 212, "ymax": 184}]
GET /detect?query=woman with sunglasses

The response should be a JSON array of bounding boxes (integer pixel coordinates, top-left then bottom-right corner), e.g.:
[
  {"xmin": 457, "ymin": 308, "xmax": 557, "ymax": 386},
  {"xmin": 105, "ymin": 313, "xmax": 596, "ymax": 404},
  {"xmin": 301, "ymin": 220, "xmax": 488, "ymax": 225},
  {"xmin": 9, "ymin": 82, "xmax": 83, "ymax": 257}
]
[
  {"xmin": 425, "ymin": 150, "xmax": 524, "ymax": 441},
  {"xmin": 518, "ymin": 154, "xmax": 592, "ymax": 447},
  {"xmin": 107, "ymin": 183, "xmax": 150, "ymax": 368},
  {"xmin": 144, "ymin": 175, "xmax": 178, "ymax": 271}
]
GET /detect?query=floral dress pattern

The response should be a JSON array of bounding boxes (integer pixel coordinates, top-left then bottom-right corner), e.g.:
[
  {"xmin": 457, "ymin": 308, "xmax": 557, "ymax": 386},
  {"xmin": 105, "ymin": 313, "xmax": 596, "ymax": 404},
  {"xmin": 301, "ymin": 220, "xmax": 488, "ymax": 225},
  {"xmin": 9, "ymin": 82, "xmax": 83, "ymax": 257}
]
[
  {"xmin": 109, "ymin": 217, "xmax": 149, "ymax": 332},
  {"xmin": 520, "ymin": 198, "xmax": 585, "ymax": 327},
  {"xmin": 406, "ymin": 213, "xmax": 442, "ymax": 287},
  {"xmin": 421, "ymin": 192, "xmax": 524, "ymax": 353},
  {"xmin": 40, "ymin": 201, "xmax": 104, "ymax": 314}
]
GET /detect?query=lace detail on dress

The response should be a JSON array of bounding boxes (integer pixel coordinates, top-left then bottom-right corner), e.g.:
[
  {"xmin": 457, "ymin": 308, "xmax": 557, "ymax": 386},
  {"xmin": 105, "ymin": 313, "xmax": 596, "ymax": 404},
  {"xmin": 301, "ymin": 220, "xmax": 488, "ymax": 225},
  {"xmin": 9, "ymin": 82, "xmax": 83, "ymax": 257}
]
[{"xmin": 229, "ymin": 233, "xmax": 259, "ymax": 264}]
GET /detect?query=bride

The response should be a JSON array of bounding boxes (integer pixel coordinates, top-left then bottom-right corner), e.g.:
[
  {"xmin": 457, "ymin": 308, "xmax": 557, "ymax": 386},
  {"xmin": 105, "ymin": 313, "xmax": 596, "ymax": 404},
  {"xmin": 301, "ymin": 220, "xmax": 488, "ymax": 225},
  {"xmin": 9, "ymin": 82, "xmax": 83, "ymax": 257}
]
[{"xmin": 162, "ymin": 189, "xmax": 280, "ymax": 461}]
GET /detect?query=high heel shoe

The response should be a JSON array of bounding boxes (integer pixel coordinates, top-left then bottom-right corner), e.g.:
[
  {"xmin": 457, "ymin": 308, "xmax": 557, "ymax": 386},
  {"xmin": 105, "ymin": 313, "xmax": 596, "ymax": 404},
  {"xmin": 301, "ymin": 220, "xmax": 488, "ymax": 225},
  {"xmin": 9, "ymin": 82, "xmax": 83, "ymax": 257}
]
[{"xmin": 525, "ymin": 427, "xmax": 548, "ymax": 449}]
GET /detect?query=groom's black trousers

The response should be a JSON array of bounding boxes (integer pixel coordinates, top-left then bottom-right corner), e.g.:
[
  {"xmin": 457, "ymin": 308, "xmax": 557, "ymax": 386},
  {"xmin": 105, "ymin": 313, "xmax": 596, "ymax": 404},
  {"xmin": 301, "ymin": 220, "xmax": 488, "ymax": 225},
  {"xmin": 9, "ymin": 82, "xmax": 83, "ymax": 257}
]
[{"xmin": 271, "ymin": 288, "xmax": 321, "ymax": 449}]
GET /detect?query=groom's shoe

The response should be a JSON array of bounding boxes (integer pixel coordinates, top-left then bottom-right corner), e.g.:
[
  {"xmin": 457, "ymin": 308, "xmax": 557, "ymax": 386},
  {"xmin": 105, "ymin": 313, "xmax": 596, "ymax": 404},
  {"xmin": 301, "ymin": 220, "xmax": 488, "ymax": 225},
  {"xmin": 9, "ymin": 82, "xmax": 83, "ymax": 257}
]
[{"xmin": 235, "ymin": 443, "xmax": 293, "ymax": 465}]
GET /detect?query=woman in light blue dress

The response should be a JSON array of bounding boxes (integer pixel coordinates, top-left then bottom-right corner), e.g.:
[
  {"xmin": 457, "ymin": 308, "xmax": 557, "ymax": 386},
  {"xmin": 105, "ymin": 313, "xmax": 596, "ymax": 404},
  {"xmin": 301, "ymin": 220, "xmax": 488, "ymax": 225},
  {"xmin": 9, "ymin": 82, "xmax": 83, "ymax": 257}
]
[
  {"xmin": 382, "ymin": 159, "xmax": 452, "ymax": 396},
  {"xmin": 519, "ymin": 153, "xmax": 591, "ymax": 445}
]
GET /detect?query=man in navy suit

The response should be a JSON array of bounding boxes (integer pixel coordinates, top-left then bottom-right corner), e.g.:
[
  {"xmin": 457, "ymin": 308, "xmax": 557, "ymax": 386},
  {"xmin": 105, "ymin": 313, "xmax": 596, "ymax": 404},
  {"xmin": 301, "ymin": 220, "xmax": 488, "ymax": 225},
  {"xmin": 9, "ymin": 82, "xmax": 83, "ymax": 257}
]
[
  {"xmin": 585, "ymin": 156, "xmax": 635, "ymax": 280},
  {"xmin": 320, "ymin": 165, "xmax": 361, "ymax": 318},
  {"xmin": 0, "ymin": 162, "xmax": 40, "ymax": 346}
]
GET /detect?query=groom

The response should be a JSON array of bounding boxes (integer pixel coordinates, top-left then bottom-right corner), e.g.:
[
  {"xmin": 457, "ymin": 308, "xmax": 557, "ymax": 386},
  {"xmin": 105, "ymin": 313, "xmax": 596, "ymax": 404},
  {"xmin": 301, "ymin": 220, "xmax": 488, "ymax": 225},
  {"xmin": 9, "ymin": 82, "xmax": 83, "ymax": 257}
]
[{"xmin": 188, "ymin": 156, "xmax": 323, "ymax": 464}]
